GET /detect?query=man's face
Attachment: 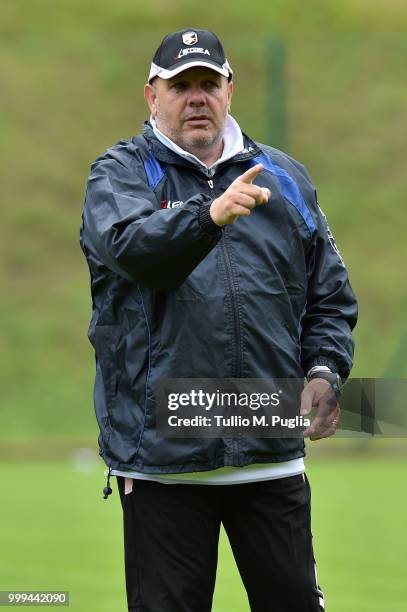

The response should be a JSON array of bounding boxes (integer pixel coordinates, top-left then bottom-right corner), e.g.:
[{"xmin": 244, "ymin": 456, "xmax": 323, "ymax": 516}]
[{"xmin": 144, "ymin": 67, "xmax": 233, "ymax": 154}]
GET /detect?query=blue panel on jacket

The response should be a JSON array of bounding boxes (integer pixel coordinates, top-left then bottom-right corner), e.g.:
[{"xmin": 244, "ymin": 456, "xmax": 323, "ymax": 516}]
[
  {"xmin": 250, "ymin": 153, "xmax": 316, "ymax": 235},
  {"xmin": 144, "ymin": 154, "xmax": 166, "ymax": 190}
]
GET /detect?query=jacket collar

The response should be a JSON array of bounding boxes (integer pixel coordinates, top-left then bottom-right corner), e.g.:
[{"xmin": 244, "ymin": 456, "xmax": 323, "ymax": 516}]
[
  {"xmin": 142, "ymin": 121, "xmax": 261, "ymax": 173},
  {"xmin": 150, "ymin": 114, "xmax": 245, "ymax": 171}
]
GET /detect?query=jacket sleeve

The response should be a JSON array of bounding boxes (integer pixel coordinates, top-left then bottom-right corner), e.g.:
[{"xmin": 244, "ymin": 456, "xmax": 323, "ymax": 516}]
[
  {"xmin": 300, "ymin": 197, "xmax": 358, "ymax": 379},
  {"xmin": 81, "ymin": 147, "xmax": 222, "ymax": 291}
]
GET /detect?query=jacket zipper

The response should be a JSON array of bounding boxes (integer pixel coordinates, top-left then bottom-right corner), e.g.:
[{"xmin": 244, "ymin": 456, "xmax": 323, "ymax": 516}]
[
  {"xmin": 208, "ymin": 174, "xmax": 242, "ymax": 465},
  {"xmin": 222, "ymin": 234, "xmax": 242, "ymax": 378},
  {"xmin": 207, "ymin": 176, "xmax": 242, "ymax": 379}
]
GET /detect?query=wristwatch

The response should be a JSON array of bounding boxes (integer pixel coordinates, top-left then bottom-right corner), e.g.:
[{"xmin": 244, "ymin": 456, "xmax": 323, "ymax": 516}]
[{"xmin": 307, "ymin": 370, "xmax": 343, "ymax": 398}]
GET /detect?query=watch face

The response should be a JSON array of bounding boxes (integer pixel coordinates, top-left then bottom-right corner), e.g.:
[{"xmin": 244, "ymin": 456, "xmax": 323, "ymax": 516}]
[
  {"xmin": 331, "ymin": 375, "xmax": 342, "ymax": 396},
  {"xmin": 334, "ymin": 374, "xmax": 342, "ymax": 388},
  {"xmin": 309, "ymin": 372, "xmax": 342, "ymax": 395}
]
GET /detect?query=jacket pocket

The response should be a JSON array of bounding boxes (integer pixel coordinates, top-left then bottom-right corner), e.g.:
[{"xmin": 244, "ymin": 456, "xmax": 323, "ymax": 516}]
[{"xmin": 94, "ymin": 324, "xmax": 122, "ymax": 414}]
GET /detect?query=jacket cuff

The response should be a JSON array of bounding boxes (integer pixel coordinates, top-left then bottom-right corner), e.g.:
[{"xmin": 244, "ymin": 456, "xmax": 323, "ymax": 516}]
[
  {"xmin": 306, "ymin": 357, "xmax": 339, "ymax": 374},
  {"xmin": 198, "ymin": 203, "xmax": 223, "ymax": 235}
]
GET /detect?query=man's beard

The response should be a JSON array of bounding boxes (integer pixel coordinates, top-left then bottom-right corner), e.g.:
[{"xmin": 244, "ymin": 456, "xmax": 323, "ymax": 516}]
[
  {"xmin": 180, "ymin": 130, "xmax": 223, "ymax": 153},
  {"xmin": 156, "ymin": 110, "xmax": 226, "ymax": 154}
]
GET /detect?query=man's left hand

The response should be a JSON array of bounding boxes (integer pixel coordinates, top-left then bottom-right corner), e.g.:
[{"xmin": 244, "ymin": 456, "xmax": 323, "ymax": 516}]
[{"xmin": 300, "ymin": 378, "xmax": 340, "ymax": 441}]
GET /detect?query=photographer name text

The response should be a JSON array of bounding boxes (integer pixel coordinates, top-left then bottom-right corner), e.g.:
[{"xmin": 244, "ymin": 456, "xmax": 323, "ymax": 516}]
[{"xmin": 167, "ymin": 415, "xmax": 310, "ymax": 429}]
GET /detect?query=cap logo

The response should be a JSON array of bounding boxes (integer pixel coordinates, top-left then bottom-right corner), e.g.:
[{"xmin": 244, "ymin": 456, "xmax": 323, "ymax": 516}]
[
  {"xmin": 182, "ymin": 31, "xmax": 198, "ymax": 46},
  {"xmin": 176, "ymin": 47, "xmax": 210, "ymax": 59}
]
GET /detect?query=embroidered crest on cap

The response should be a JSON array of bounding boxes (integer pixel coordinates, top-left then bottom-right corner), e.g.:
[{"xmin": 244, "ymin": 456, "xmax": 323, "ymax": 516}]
[{"xmin": 182, "ymin": 31, "xmax": 198, "ymax": 46}]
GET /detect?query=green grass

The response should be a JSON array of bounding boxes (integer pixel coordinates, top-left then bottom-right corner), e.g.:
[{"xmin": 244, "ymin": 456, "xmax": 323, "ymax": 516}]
[{"xmin": 1, "ymin": 457, "xmax": 406, "ymax": 611}]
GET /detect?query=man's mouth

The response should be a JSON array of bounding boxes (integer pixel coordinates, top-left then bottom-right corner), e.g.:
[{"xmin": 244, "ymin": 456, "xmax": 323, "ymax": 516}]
[{"xmin": 184, "ymin": 115, "xmax": 211, "ymax": 126}]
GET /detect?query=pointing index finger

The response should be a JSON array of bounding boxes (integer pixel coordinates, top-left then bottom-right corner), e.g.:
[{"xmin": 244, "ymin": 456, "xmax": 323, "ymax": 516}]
[{"xmin": 238, "ymin": 163, "xmax": 264, "ymax": 184}]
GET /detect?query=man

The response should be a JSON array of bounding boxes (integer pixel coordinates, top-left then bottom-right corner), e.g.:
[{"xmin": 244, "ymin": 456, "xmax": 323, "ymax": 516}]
[{"xmin": 80, "ymin": 28, "xmax": 357, "ymax": 612}]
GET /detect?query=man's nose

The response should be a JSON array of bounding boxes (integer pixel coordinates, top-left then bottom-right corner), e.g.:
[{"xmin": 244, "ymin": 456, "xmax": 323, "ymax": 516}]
[{"xmin": 188, "ymin": 86, "xmax": 206, "ymax": 105}]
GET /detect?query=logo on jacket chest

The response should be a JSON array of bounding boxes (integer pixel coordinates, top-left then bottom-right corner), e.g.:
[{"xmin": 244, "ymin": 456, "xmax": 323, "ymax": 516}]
[{"xmin": 160, "ymin": 199, "xmax": 184, "ymax": 209}]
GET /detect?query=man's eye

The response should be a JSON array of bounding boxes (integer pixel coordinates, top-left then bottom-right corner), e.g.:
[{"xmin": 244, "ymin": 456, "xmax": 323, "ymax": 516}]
[{"xmin": 173, "ymin": 82, "xmax": 188, "ymax": 91}]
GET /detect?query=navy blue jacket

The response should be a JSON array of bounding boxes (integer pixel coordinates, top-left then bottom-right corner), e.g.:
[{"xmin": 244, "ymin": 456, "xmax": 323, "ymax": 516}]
[{"xmin": 80, "ymin": 122, "xmax": 357, "ymax": 473}]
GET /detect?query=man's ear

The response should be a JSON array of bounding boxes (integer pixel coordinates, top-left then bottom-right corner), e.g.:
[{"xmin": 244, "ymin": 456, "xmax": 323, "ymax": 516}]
[
  {"xmin": 227, "ymin": 80, "xmax": 233, "ymax": 112},
  {"xmin": 144, "ymin": 83, "xmax": 157, "ymax": 117}
]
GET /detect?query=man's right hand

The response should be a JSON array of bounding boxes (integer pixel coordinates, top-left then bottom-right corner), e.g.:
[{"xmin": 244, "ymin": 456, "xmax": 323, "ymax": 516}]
[{"xmin": 210, "ymin": 164, "xmax": 271, "ymax": 227}]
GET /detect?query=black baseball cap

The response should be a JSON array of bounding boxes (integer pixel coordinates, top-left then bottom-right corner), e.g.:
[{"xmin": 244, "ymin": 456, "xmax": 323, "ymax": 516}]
[{"xmin": 148, "ymin": 28, "xmax": 233, "ymax": 83}]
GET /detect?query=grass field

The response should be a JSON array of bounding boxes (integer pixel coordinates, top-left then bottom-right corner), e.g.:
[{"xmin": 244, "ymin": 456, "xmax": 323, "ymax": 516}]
[{"xmin": 1, "ymin": 456, "xmax": 406, "ymax": 612}]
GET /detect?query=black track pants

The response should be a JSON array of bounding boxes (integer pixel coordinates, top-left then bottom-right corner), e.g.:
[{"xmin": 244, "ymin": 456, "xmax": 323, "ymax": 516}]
[{"xmin": 116, "ymin": 473, "xmax": 325, "ymax": 612}]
